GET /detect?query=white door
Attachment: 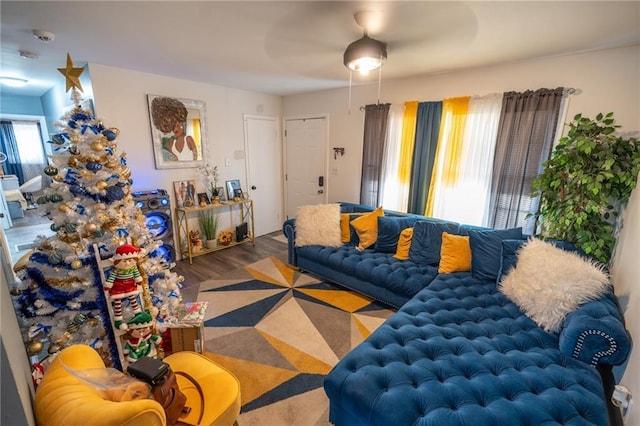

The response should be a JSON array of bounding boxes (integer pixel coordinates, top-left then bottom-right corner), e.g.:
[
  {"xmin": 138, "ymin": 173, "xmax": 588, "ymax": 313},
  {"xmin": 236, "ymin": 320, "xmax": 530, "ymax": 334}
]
[
  {"xmin": 284, "ymin": 116, "xmax": 328, "ymax": 218},
  {"xmin": 244, "ymin": 115, "xmax": 282, "ymax": 237}
]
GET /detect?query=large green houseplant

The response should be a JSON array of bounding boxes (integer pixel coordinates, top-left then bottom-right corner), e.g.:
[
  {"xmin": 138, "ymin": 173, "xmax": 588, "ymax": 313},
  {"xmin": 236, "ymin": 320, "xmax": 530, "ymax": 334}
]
[{"xmin": 532, "ymin": 112, "xmax": 640, "ymax": 265}]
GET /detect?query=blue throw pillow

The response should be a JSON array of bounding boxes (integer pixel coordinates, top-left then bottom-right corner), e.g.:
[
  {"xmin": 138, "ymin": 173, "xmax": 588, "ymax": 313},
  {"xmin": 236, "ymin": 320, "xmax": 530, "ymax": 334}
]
[
  {"xmin": 498, "ymin": 238, "xmax": 528, "ymax": 282},
  {"xmin": 468, "ymin": 227, "xmax": 524, "ymax": 281},
  {"xmin": 375, "ymin": 216, "xmax": 419, "ymax": 253},
  {"xmin": 409, "ymin": 220, "xmax": 459, "ymax": 266}
]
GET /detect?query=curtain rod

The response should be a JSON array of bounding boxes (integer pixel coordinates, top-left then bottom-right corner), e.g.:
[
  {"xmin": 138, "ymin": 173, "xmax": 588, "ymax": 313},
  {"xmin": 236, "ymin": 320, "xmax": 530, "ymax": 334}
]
[{"xmin": 358, "ymin": 88, "xmax": 580, "ymax": 111}]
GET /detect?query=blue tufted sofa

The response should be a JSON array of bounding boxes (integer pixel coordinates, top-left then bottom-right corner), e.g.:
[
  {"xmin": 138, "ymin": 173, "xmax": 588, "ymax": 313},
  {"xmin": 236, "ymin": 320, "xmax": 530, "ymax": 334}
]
[{"xmin": 282, "ymin": 202, "xmax": 630, "ymax": 425}]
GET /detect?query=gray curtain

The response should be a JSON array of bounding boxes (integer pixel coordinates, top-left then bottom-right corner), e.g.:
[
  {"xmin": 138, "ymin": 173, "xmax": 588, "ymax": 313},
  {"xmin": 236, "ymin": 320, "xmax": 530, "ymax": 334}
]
[
  {"xmin": 408, "ymin": 101, "xmax": 442, "ymax": 214},
  {"xmin": 487, "ymin": 88, "xmax": 565, "ymax": 233},
  {"xmin": 360, "ymin": 103, "xmax": 390, "ymax": 206}
]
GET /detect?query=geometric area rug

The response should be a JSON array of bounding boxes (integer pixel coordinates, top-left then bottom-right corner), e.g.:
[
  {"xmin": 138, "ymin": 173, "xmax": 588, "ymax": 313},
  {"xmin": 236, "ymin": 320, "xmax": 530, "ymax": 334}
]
[{"xmin": 197, "ymin": 256, "xmax": 395, "ymax": 426}]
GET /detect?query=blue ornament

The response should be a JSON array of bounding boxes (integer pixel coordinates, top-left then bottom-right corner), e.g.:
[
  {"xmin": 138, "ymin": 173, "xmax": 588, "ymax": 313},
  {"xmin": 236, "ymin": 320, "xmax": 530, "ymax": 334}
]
[
  {"xmin": 93, "ymin": 229, "xmax": 106, "ymax": 237},
  {"xmin": 65, "ymin": 223, "xmax": 77, "ymax": 233},
  {"xmin": 86, "ymin": 162, "xmax": 103, "ymax": 173},
  {"xmin": 44, "ymin": 165, "xmax": 58, "ymax": 176},
  {"xmin": 37, "ymin": 196, "xmax": 49, "ymax": 205},
  {"xmin": 105, "ymin": 185, "xmax": 124, "ymax": 201},
  {"xmin": 48, "ymin": 252, "xmax": 63, "ymax": 264},
  {"xmin": 50, "ymin": 134, "xmax": 66, "ymax": 145},
  {"xmin": 50, "ymin": 223, "xmax": 61, "ymax": 232},
  {"xmin": 50, "ymin": 194, "xmax": 63, "ymax": 203},
  {"xmin": 103, "ymin": 129, "xmax": 117, "ymax": 141},
  {"xmin": 68, "ymin": 145, "xmax": 80, "ymax": 155}
]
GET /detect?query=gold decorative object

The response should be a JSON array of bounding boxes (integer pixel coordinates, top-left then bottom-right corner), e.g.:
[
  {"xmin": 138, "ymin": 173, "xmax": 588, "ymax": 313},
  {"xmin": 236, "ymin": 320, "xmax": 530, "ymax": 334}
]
[
  {"xmin": 57, "ymin": 52, "xmax": 84, "ymax": 93},
  {"xmin": 27, "ymin": 340, "xmax": 44, "ymax": 355}
]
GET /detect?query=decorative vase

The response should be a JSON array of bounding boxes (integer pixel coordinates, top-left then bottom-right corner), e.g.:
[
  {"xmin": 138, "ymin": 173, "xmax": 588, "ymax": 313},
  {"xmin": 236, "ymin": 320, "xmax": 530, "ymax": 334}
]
[{"xmin": 205, "ymin": 239, "xmax": 217, "ymax": 249}]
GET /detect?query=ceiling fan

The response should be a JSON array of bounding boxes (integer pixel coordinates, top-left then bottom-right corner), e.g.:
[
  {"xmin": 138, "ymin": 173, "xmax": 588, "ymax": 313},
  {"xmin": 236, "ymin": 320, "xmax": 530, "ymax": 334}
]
[{"xmin": 343, "ymin": 11, "xmax": 388, "ymax": 75}]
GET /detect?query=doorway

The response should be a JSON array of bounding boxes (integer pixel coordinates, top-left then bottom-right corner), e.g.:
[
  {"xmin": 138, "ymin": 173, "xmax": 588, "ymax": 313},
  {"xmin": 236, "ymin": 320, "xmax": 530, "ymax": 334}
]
[
  {"xmin": 283, "ymin": 116, "xmax": 328, "ymax": 219},
  {"xmin": 243, "ymin": 114, "xmax": 282, "ymax": 237}
]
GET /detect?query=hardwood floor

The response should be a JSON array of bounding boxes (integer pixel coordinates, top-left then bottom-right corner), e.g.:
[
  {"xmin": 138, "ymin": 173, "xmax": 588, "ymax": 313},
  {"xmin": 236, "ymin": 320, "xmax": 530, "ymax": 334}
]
[{"xmin": 172, "ymin": 231, "xmax": 288, "ymax": 301}]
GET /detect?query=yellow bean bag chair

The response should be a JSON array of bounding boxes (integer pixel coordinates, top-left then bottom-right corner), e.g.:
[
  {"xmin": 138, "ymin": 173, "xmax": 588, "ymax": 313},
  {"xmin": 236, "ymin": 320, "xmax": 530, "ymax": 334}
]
[{"xmin": 35, "ymin": 345, "xmax": 241, "ymax": 426}]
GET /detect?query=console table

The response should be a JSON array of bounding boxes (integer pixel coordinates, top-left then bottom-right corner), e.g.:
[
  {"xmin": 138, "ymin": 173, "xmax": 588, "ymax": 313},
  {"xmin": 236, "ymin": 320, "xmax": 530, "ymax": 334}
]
[{"xmin": 175, "ymin": 200, "xmax": 255, "ymax": 264}]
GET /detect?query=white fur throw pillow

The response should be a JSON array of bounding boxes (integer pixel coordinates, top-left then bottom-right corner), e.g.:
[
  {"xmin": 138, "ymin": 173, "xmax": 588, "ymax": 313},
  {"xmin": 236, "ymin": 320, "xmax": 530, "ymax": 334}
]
[
  {"xmin": 295, "ymin": 204, "xmax": 342, "ymax": 247},
  {"xmin": 499, "ymin": 238, "xmax": 609, "ymax": 333}
]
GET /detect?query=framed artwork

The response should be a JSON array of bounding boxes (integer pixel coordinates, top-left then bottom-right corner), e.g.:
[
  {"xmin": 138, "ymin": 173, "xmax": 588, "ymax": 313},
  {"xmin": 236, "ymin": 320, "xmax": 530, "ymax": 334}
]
[
  {"xmin": 173, "ymin": 180, "xmax": 197, "ymax": 208},
  {"xmin": 225, "ymin": 180, "xmax": 241, "ymax": 200},
  {"xmin": 147, "ymin": 94, "xmax": 208, "ymax": 170},
  {"xmin": 215, "ymin": 186, "xmax": 226, "ymax": 202},
  {"xmin": 197, "ymin": 192, "xmax": 210, "ymax": 205}
]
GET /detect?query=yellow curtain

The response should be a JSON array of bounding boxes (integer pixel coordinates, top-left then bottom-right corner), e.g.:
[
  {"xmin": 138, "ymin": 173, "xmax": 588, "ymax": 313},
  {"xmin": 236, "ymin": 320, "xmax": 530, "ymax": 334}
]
[
  {"xmin": 425, "ymin": 96, "xmax": 470, "ymax": 216},
  {"xmin": 397, "ymin": 101, "xmax": 419, "ymax": 188}
]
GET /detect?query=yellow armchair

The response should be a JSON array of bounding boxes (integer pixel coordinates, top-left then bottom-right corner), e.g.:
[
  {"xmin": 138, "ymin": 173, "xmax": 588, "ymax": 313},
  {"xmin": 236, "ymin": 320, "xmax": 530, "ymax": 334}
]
[
  {"xmin": 34, "ymin": 344, "xmax": 165, "ymax": 426},
  {"xmin": 34, "ymin": 345, "xmax": 241, "ymax": 426}
]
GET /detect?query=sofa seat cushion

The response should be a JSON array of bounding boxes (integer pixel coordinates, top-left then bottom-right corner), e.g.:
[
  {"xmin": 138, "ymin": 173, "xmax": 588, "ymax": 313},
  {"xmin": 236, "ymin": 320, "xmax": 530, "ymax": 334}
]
[
  {"xmin": 324, "ymin": 273, "xmax": 608, "ymax": 426},
  {"xmin": 297, "ymin": 245, "xmax": 438, "ymax": 300}
]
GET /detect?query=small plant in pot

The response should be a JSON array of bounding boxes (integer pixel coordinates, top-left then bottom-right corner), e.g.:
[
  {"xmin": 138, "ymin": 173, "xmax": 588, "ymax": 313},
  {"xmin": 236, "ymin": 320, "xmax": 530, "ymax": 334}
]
[
  {"xmin": 532, "ymin": 112, "xmax": 640, "ymax": 265},
  {"xmin": 198, "ymin": 210, "xmax": 219, "ymax": 248}
]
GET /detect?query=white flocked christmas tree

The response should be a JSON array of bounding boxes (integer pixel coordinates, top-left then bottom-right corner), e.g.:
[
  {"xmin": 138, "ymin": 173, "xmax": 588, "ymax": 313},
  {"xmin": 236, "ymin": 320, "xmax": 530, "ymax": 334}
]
[{"xmin": 11, "ymin": 54, "xmax": 183, "ymax": 371}]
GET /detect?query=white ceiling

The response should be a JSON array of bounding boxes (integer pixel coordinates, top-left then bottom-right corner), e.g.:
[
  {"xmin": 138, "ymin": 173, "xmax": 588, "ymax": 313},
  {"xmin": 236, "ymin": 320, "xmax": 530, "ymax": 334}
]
[{"xmin": 1, "ymin": 1, "xmax": 639, "ymax": 98}]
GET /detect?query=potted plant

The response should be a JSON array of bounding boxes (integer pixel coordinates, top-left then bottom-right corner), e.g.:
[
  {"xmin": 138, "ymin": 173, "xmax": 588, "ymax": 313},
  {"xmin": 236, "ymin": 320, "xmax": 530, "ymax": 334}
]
[
  {"xmin": 198, "ymin": 163, "xmax": 220, "ymax": 204},
  {"xmin": 198, "ymin": 210, "xmax": 219, "ymax": 248},
  {"xmin": 532, "ymin": 112, "xmax": 640, "ymax": 265}
]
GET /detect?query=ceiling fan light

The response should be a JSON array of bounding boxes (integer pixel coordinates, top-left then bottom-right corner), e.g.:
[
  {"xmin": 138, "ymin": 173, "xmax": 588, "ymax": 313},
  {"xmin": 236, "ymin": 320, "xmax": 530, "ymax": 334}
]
[
  {"xmin": 0, "ymin": 76, "xmax": 28, "ymax": 87},
  {"xmin": 343, "ymin": 35, "xmax": 387, "ymax": 73}
]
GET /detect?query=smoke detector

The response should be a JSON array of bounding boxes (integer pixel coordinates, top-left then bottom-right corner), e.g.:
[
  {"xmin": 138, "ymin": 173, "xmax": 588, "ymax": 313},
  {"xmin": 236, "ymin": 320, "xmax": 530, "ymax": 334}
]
[{"xmin": 32, "ymin": 30, "xmax": 55, "ymax": 43}]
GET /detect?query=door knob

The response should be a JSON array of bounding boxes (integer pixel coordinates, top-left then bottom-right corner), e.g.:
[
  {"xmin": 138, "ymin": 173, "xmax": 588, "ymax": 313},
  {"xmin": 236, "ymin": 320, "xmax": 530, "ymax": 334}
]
[{"xmin": 251, "ymin": 185, "xmax": 256, "ymax": 190}]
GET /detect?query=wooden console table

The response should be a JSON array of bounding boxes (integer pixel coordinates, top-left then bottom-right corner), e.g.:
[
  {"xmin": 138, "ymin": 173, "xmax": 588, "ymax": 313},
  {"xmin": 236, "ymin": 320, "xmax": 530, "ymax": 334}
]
[{"xmin": 175, "ymin": 200, "xmax": 255, "ymax": 264}]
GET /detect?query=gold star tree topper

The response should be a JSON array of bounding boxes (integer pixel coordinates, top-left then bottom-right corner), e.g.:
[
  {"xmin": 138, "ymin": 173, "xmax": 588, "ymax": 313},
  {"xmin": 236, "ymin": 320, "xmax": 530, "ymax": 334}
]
[{"xmin": 57, "ymin": 53, "xmax": 84, "ymax": 93}]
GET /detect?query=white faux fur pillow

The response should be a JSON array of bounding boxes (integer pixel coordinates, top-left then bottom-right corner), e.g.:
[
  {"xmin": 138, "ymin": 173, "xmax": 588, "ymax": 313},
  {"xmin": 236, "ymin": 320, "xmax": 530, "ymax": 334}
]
[
  {"xmin": 295, "ymin": 204, "xmax": 342, "ymax": 247},
  {"xmin": 499, "ymin": 238, "xmax": 610, "ymax": 333}
]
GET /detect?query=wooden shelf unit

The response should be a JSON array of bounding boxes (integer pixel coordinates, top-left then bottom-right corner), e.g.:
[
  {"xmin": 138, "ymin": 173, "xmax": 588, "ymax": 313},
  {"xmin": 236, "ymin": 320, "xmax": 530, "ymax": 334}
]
[{"xmin": 175, "ymin": 200, "xmax": 255, "ymax": 264}]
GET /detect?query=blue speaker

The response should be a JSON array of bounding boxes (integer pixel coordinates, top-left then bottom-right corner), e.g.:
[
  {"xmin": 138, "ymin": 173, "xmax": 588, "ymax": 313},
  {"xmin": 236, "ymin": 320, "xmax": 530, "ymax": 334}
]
[{"xmin": 132, "ymin": 189, "xmax": 175, "ymax": 265}]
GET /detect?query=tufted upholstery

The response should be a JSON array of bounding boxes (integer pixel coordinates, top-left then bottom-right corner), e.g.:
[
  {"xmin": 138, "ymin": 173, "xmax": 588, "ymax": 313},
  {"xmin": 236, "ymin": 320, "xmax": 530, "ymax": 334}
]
[
  {"xmin": 283, "ymin": 202, "xmax": 630, "ymax": 425},
  {"xmin": 325, "ymin": 274, "xmax": 611, "ymax": 425},
  {"xmin": 297, "ymin": 245, "xmax": 437, "ymax": 308}
]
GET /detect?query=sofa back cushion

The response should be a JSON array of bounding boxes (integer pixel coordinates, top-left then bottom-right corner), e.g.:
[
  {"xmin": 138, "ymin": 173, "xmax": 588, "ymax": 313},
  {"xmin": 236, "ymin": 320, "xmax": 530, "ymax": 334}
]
[
  {"xmin": 468, "ymin": 227, "xmax": 523, "ymax": 281},
  {"xmin": 375, "ymin": 216, "xmax": 420, "ymax": 253},
  {"xmin": 409, "ymin": 220, "xmax": 459, "ymax": 266}
]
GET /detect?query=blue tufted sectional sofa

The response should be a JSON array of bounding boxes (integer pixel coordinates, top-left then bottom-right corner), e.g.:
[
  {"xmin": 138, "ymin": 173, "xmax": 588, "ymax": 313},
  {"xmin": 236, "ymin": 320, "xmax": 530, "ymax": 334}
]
[{"xmin": 282, "ymin": 202, "xmax": 630, "ymax": 426}]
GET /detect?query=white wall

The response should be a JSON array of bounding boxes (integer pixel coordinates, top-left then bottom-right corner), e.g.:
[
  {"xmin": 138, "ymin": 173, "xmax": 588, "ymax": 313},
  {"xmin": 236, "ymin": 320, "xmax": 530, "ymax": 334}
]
[
  {"xmin": 88, "ymin": 64, "xmax": 282, "ymax": 206},
  {"xmin": 283, "ymin": 45, "xmax": 640, "ymax": 420}
]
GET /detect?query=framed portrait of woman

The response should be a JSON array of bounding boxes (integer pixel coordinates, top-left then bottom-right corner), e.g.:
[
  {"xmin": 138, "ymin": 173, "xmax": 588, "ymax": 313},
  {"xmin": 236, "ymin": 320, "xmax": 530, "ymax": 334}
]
[{"xmin": 147, "ymin": 94, "xmax": 208, "ymax": 170}]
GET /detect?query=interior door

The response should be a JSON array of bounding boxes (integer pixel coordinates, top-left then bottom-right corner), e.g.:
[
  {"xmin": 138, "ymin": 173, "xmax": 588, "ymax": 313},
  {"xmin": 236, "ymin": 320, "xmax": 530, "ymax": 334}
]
[
  {"xmin": 284, "ymin": 117, "xmax": 328, "ymax": 218},
  {"xmin": 244, "ymin": 114, "xmax": 282, "ymax": 237}
]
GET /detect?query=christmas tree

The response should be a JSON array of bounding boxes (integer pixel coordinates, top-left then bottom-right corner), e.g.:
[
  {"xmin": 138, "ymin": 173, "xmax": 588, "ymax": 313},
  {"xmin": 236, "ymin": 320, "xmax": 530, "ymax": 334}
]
[{"xmin": 10, "ymin": 54, "xmax": 183, "ymax": 371}]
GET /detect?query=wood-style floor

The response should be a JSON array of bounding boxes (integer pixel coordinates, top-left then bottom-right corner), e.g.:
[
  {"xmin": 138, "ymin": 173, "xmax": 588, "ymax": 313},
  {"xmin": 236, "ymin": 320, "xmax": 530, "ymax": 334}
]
[{"xmin": 173, "ymin": 231, "xmax": 288, "ymax": 301}]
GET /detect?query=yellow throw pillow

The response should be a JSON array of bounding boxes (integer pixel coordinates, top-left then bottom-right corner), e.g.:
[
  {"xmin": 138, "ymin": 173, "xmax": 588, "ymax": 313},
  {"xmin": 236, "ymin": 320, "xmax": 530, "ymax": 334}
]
[
  {"xmin": 393, "ymin": 228, "xmax": 413, "ymax": 260},
  {"xmin": 350, "ymin": 207, "xmax": 384, "ymax": 250},
  {"xmin": 438, "ymin": 232, "xmax": 471, "ymax": 273},
  {"xmin": 340, "ymin": 212, "xmax": 365, "ymax": 243}
]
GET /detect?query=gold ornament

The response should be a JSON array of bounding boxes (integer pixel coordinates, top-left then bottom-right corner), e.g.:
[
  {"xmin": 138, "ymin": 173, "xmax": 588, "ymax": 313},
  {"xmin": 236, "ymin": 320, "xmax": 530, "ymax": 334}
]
[
  {"xmin": 58, "ymin": 203, "xmax": 70, "ymax": 213},
  {"xmin": 9, "ymin": 287, "xmax": 22, "ymax": 296},
  {"xmin": 57, "ymin": 53, "xmax": 84, "ymax": 93},
  {"xmin": 71, "ymin": 259, "xmax": 83, "ymax": 269},
  {"xmin": 96, "ymin": 181, "xmax": 108, "ymax": 190},
  {"xmin": 68, "ymin": 157, "xmax": 80, "ymax": 167},
  {"xmin": 52, "ymin": 175, "xmax": 63, "ymax": 182},
  {"xmin": 91, "ymin": 140, "xmax": 104, "ymax": 151},
  {"xmin": 27, "ymin": 340, "xmax": 44, "ymax": 355},
  {"xmin": 87, "ymin": 317, "xmax": 99, "ymax": 327},
  {"xmin": 29, "ymin": 282, "xmax": 39, "ymax": 290},
  {"xmin": 84, "ymin": 223, "xmax": 97, "ymax": 233}
]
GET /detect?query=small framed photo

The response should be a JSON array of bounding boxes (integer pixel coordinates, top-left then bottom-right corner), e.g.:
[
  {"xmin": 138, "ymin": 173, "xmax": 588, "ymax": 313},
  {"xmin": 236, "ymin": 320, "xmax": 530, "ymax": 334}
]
[
  {"xmin": 197, "ymin": 192, "xmax": 210, "ymax": 205},
  {"xmin": 173, "ymin": 180, "xmax": 196, "ymax": 208},
  {"xmin": 226, "ymin": 179, "xmax": 241, "ymax": 200},
  {"xmin": 233, "ymin": 188, "xmax": 243, "ymax": 200},
  {"xmin": 215, "ymin": 186, "xmax": 226, "ymax": 202}
]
